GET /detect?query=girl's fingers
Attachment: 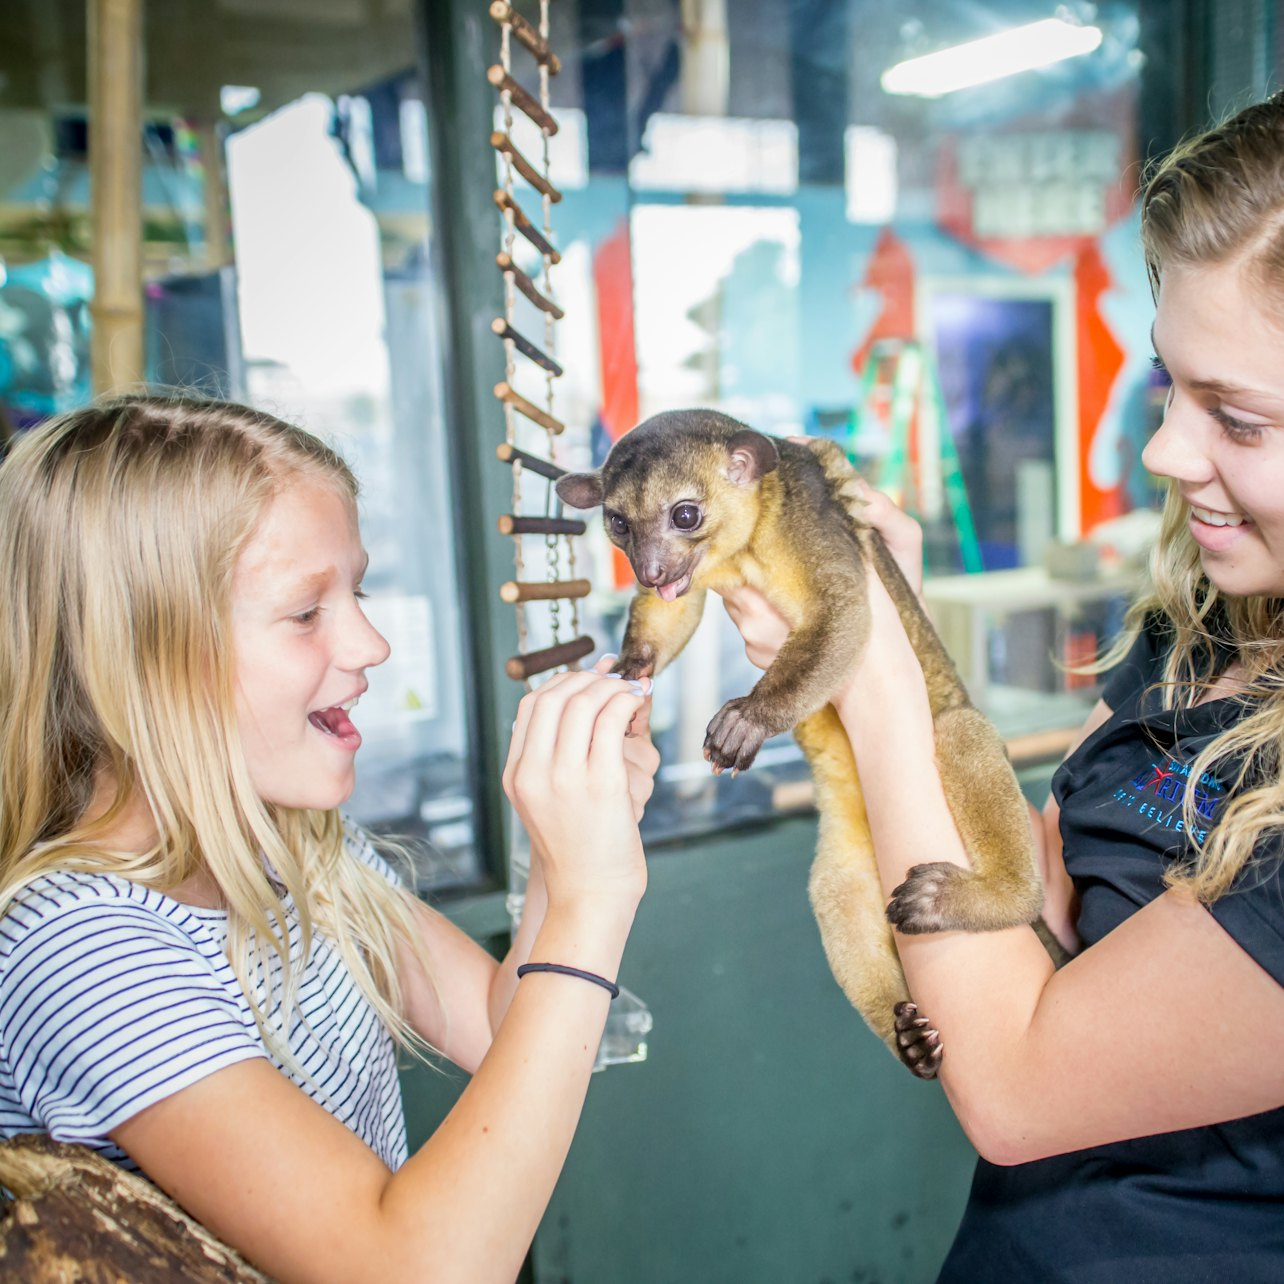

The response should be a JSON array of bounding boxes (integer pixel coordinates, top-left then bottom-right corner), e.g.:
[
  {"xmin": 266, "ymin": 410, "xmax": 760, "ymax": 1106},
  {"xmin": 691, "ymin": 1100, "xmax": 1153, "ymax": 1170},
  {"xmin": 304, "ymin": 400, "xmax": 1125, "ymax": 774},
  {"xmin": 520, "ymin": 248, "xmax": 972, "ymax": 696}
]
[
  {"xmin": 506, "ymin": 670, "xmax": 598, "ymax": 793},
  {"xmin": 584, "ymin": 685, "xmax": 647, "ymax": 776},
  {"xmin": 517, "ymin": 672, "xmax": 643, "ymax": 786},
  {"xmin": 626, "ymin": 693, "xmax": 653, "ymax": 741},
  {"xmin": 520, "ymin": 671, "xmax": 606, "ymax": 764}
]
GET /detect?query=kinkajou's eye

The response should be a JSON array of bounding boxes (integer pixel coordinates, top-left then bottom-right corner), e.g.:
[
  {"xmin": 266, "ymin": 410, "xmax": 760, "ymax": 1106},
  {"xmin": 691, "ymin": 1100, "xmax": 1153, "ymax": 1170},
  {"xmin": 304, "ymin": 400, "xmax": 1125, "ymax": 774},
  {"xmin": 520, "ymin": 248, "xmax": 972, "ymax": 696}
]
[
  {"xmin": 607, "ymin": 512, "xmax": 630, "ymax": 537},
  {"xmin": 671, "ymin": 503, "xmax": 702, "ymax": 531}
]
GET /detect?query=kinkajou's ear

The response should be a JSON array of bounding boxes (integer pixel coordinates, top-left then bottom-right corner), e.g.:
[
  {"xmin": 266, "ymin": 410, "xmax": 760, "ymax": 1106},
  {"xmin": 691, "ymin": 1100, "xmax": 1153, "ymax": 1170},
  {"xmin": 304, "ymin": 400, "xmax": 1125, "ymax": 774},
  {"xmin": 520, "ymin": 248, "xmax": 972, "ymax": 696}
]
[
  {"xmin": 724, "ymin": 430, "xmax": 780, "ymax": 486},
  {"xmin": 555, "ymin": 471, "xmax": 606, "ymax": 509}
]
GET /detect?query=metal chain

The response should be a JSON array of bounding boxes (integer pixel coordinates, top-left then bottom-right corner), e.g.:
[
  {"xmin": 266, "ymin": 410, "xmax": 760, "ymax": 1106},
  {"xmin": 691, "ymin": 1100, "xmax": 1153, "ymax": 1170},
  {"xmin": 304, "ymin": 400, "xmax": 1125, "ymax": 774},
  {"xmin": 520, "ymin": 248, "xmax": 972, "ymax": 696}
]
[
  {"xmin": 537, "ymin": 0, "xmax": 569, "ymax": 649},
  {"xmin": 499, "ymin": 16, "xmax": 527, "ymax": 660}
]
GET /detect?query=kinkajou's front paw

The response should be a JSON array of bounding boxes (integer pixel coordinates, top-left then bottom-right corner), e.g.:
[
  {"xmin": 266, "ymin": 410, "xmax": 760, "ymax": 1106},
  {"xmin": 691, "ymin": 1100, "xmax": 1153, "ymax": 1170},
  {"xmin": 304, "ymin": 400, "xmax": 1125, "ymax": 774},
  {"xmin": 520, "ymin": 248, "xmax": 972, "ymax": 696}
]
[
  {"xmin": 893, "ymin": 1000, "xmax": 942, "ymax": 1080},
  {"xmin": 703, "ymin": 696, "xmax": 770, "ymax": 773},
  {"xmin": 612, "ymin": 644, "xmax": 656, "ymax": 682}
]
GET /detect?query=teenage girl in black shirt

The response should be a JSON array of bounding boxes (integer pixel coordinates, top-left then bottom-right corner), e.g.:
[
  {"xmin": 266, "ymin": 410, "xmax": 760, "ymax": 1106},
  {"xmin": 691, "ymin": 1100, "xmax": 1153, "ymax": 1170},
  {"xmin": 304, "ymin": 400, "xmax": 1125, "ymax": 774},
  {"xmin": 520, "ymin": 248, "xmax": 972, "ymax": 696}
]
[{"xmin": 723, "ymin": 94, "xmax": 1284, "ymax": 1281}]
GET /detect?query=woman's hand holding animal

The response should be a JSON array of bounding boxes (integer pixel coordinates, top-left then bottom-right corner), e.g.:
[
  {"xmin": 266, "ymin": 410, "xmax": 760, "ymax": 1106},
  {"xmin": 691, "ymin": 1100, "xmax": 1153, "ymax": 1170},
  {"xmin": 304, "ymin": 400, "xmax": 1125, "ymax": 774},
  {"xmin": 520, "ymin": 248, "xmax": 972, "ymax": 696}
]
[
  {"xmin": 720, "ymin": 584, "xmax": 792, "ymax": 671},
  {"xmin": 849, "ymin": 479, "xmax": 926, "ymax": 600},
  {"xmin": 722, "ymin": 562, "xmax": 925, "ymax": 714},
  {"xmin": 789, "ymin": 438, "xmax": 927, "ymax": 599},
  {"xmin": 503, "ymin": 668, "xmax": 649, "ymax": 915}
]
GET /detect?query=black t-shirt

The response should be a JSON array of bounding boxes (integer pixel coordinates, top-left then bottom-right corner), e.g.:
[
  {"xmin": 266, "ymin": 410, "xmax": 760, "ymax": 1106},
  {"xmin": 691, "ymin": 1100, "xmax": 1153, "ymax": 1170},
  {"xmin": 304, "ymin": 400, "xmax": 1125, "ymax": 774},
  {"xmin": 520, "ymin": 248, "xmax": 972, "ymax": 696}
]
[{"xmin": 937, "ymin": 617, "xmax": 1284, "ymax": 1283}]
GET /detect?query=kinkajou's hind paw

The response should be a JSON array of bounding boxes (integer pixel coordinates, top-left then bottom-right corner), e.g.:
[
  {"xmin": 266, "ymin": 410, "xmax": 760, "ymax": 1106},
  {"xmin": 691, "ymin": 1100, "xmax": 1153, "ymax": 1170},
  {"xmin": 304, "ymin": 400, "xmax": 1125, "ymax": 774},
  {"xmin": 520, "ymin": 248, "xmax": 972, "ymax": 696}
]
[
  {"xmin": 885, "ymin": 861, "xmax": 970, "ymax": 933},
  {"xmin": 893, "ymin": 1001, "xmax": 942, "ymax": 1080},
  {"xmin": 886, "ymin": 860, "xmax": 1041, "ymax": 935}
]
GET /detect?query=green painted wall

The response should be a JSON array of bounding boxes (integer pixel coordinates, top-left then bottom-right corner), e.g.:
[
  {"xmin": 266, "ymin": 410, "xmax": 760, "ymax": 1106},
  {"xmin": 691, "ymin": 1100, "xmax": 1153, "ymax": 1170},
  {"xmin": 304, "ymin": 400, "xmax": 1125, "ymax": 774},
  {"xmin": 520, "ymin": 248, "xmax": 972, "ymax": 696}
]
[{"xmin": 402, "ymin": 814, "xmax": 979, "ymax": 1284}]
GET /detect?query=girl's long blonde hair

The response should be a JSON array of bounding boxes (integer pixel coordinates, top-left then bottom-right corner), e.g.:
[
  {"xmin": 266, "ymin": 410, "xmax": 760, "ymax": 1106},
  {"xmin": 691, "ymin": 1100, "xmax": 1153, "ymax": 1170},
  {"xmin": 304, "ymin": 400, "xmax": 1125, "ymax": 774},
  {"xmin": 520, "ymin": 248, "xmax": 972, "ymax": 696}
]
[
  {"xmin": 1116, "ymin": 92, "xmax": 1284, "ymax": 901},
  {"xmin": 0, "ymin": 394, "xmax": 438, "ymax": 1061}
]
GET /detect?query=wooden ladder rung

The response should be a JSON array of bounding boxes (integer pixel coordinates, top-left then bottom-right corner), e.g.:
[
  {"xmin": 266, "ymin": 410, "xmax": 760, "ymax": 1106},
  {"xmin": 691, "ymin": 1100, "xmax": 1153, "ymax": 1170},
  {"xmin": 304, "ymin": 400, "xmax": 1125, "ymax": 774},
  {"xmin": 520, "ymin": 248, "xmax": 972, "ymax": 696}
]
[
  {"xmin": 506, "ymin": 635, "xmax": 595, "ymax": 681},
  {"xmin": 490, "ymin": 131, "xmax": 562, "ymax": 202},
  {"xmin": 488, "ymin": 3, "xmax": 562, "ymax": 74},
  {"xmin": 486, "ymin": 66, "xmax": 559, "ymax": 136},
  {"xmin": 494, "ymin": 382, "xmax": 565, "ymax": 434},
  {"xmin": 492, "ymin": 190, "xmax": 561, "ymax": 262},
  {"xmin": 495, "ymin": 442, "xmax": 564, "ymax": 480},
  {"xmin": 498, "ymin": 514, "xmax": 587, "ymax": 536},
  {"xmin": 492, "ymin": 318, "xmax": 563, "ymax": 377},
  {"xmin": 500, "ymin": 578, "xmax": 590, "ymax": 604},
  {"xmin": 496, "ymin": 253, "xmax": 564, "ymax": 319}
]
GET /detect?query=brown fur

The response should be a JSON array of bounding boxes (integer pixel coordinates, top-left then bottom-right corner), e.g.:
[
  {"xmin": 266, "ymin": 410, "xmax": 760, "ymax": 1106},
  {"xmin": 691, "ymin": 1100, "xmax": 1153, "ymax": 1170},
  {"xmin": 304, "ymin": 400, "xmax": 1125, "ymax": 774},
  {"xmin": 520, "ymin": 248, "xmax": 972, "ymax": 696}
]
[{"xmin": 558, "ymin": 410, "xmax": 1048, "ymax": 1071}]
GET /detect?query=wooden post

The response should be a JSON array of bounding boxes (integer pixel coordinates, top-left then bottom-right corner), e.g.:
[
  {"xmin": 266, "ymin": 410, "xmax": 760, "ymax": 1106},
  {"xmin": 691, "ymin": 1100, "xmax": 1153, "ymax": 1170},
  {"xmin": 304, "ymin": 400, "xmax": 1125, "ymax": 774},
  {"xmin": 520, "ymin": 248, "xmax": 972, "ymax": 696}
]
[
  {"xmin": 195, "ymin": 119, "xmax": 232, "ymax": 270},
  {"xmin": 89, "ymin": 0, "xmax": 145, "ymax": 395}
]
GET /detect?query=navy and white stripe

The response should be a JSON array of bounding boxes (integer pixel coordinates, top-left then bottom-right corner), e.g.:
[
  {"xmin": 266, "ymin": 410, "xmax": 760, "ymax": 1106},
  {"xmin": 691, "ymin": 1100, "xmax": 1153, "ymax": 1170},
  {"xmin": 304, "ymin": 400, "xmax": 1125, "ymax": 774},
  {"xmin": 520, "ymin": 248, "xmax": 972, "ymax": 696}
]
[{"xmin": 0, "ymin": 821, "xmax": 408, "ymax": 1172}]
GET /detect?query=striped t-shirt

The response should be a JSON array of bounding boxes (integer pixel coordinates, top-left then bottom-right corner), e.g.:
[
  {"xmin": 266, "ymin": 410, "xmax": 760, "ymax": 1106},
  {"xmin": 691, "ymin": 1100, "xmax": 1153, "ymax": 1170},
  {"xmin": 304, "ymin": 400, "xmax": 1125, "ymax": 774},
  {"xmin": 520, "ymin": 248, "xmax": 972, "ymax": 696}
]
[{"xmin": 0, "ymin": 821, "xmax": 409, "ymax": 1172}]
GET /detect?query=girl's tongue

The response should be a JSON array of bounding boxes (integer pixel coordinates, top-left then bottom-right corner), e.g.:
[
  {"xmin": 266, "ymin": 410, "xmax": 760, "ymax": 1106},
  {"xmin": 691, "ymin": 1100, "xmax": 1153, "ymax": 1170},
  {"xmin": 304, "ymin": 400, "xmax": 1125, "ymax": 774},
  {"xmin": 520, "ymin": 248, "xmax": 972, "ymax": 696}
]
[{"xmin": 309, "ymin": 705, "xmax": 357, "ymax": 739}]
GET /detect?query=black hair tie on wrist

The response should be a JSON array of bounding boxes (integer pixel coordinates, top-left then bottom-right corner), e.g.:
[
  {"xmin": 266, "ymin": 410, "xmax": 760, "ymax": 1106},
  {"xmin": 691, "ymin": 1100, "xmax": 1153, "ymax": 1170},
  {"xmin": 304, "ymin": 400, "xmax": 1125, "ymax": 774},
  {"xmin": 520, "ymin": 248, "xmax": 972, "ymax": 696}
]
[{"xmin": 516, "ymin": 962, "xmax": 620, "ymax": 999}]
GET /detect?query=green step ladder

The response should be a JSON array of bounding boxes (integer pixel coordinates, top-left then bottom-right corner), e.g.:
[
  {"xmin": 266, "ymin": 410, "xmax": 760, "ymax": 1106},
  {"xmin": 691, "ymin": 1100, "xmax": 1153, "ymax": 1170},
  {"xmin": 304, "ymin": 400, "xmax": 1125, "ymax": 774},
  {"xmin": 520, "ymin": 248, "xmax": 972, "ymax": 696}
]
[{"xmin": 848, "ymin": 339, "xmax": 984, "ymax": 575}]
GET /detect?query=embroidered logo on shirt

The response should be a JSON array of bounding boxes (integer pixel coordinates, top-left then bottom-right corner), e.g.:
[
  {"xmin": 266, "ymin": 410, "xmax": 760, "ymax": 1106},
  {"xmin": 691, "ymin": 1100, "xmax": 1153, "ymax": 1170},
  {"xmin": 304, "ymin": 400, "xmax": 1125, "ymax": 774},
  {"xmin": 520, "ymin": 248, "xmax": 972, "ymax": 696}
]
[{"xmin": 1109, "ymin": 757, "xmax": 1225, "ymax": 842}]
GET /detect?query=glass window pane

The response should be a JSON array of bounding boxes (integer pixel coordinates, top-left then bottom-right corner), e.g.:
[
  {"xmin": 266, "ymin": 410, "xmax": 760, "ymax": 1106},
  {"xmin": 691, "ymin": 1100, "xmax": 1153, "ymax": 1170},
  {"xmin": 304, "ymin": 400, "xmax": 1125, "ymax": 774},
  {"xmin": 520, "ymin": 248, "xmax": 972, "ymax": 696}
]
[
  {"xmin": 499, "ymin": 0, "xmax": 1157, "ymax": 841},
  {"xmin": 0, "ymin": 5, "xmax": 479, "ymax": 892}
]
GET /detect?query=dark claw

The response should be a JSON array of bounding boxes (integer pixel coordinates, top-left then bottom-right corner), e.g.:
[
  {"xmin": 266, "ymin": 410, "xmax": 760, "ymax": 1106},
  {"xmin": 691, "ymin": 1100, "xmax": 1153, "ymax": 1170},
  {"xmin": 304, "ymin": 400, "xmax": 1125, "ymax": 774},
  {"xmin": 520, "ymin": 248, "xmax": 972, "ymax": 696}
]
[{"xmin": 892, "ymin": 1000, "xmax": 943, "ymax": 1080}]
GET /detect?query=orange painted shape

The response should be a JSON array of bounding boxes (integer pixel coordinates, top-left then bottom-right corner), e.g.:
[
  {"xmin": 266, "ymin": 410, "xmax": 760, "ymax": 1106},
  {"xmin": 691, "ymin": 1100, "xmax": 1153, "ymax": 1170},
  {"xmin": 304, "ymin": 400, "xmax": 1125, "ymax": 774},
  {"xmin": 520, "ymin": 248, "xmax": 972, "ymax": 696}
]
[
  {"xmin": 1075, "ymin": 241, "xmax": 1127, "ymax": 532},
  {"xmin": 592, "ymin": 217, "xmax": 642, "ymax": 589},
  {"xmin": 593, "ymin": 217, "xmax": 640, "ymax": 443},
  {"xmin": 851, "ymin": 226, "xmax": 916, "ymax": 376}
]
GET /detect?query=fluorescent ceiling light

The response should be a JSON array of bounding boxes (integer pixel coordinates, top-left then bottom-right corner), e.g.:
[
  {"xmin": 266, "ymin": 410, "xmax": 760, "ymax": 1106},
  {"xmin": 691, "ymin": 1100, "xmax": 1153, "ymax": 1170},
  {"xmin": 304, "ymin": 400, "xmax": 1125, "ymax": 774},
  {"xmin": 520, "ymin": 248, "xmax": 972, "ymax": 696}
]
[{"xmin": 881, "ymin": 18, "xmax": 1103, "ymax": 98}]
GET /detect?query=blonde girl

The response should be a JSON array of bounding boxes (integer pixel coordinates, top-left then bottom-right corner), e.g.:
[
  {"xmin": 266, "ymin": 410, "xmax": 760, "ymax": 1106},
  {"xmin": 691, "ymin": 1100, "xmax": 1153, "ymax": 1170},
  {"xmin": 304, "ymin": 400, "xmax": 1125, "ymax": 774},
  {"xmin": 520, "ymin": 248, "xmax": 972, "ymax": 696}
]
[
  {"xmin": 725, "ymin": 93, "xmax": 1284, "ymax": 1280},
  {"xmin": 0, "ymin": 395, "xmax": 657, "ymax": 1283}
]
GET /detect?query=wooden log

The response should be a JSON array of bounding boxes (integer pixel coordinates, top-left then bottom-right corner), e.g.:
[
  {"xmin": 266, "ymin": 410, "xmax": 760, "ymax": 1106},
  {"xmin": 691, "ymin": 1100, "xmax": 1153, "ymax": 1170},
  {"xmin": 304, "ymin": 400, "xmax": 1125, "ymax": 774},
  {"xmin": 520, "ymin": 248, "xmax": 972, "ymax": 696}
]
[
  {"xmin": 486, "ymin": 65, "xmax": 559, "ymax": 136},
  {"xmin": 500, "ymin": 578, "xmax": 591, "ymax": 604},
  {"xmin": 490, "ymin": 131, "xmax": 562, "ymax": 202},
  {"xmin": 506, "ymin": 635, "xmax": 596, "ymax": 681},
  {"xmin": 498, "ymin": 514, "xmax": 586, "ymax": 536},
  {"xmin": 496, "ymin": 252, "xmax": 564, "ymax": 319},
  {"xmin": 0, "ymin": 1133, "xmax": 269, "ymax": 1282},
  {"xmin": 488, "ymin": 2, "xmax": 563, "ymax": 73}
]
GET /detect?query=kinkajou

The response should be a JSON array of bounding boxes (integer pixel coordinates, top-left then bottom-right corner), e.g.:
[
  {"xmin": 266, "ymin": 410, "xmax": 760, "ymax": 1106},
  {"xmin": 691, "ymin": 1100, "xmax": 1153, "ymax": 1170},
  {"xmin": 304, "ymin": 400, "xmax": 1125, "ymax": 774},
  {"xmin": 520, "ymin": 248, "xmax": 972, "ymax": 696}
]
[{"xmin": 558, "ymin": 409, "xmax": 1054, "ymax": 1077}]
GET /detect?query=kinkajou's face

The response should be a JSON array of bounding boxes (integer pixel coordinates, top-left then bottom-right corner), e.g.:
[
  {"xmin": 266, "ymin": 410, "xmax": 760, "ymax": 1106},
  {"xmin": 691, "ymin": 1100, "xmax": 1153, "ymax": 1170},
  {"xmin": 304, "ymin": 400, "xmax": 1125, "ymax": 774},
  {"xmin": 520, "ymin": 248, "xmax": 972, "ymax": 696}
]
[
  {"xmin": 556, "ymin": 412, "xmax": 777, "ymax": 600},
  {"xmin": 600, "ymin": 471, "xmax": 709, "ymax": 602}
]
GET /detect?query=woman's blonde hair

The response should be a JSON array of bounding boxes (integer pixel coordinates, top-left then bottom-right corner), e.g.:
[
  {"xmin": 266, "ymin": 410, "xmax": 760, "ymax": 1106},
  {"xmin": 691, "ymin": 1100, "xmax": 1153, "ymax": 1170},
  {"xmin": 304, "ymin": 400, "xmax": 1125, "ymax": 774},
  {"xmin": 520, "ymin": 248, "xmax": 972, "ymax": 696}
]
[
  {"xmin": 1115, "ymin": 92, "xmax": 1284, "ymax": 900},
  {"xmin": 0, "ymin": 394, "xmax": 438, "ymax": 1062}
]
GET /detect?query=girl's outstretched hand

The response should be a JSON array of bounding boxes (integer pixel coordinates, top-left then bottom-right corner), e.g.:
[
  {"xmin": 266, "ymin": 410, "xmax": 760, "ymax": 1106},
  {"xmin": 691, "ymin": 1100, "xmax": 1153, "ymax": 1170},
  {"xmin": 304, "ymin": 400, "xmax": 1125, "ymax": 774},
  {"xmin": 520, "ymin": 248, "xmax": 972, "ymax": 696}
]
[
  {"xmin": 621, "ymin": 692, "xmax": 661, "ymax": 823},
  {"xmin": 503, "ymin": 668, "xmax": 649, "ymax": 913},
  {"xmin": 587, "ymin": 654, "xmax": 659, "ymax": 821}
]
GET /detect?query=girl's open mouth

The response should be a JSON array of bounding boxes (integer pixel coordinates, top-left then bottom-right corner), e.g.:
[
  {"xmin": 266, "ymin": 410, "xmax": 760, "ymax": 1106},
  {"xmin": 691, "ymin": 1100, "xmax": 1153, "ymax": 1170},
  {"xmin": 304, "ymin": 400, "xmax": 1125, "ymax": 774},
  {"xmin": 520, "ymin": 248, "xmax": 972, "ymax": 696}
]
[{"xmin": 308, "ymin": 697, "xmax": 361, "ymax": 748}]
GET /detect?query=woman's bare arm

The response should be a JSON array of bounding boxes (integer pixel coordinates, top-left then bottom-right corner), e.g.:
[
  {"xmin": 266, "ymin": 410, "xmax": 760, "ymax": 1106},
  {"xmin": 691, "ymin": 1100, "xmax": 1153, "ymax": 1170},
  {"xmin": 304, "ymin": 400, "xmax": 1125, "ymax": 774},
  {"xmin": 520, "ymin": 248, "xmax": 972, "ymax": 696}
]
[{"xmin": 835, "ymin": 573, "xmax": 1284, "ymax": 1164}]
